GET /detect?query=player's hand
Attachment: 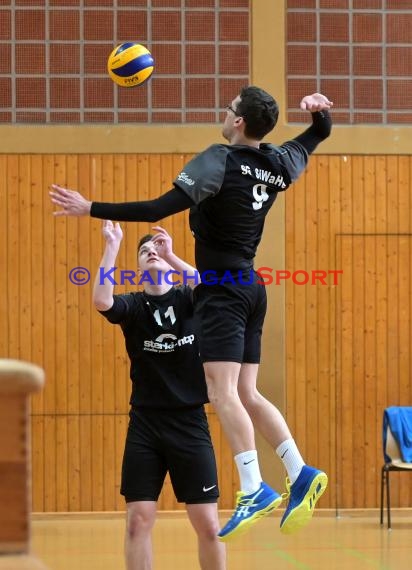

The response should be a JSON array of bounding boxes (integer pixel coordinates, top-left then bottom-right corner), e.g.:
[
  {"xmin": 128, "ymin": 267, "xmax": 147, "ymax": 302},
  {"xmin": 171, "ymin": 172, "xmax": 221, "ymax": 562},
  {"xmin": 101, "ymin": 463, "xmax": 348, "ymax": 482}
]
[
  {"xmin": 49, "ymin": 184, "xmax": 92, "ymax": 216},
  {"xmin": 151, "ymin": 226, "xmax": 173, "ymax": 259},
  {"xmin": 300, "ymin": 93, "xmax": 334, "ymax": 112},
  {"xmin": 102, "ymin": 220, "xmax": 123, "ymax": 244}
]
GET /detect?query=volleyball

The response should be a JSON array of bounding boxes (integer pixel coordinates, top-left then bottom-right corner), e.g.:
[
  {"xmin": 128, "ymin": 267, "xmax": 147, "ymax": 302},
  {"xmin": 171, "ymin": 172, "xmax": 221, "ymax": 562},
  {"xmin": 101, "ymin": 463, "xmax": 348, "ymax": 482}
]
[{"xmin": 107, "ymin": 42, "xmax": 154, "ymax": 87}]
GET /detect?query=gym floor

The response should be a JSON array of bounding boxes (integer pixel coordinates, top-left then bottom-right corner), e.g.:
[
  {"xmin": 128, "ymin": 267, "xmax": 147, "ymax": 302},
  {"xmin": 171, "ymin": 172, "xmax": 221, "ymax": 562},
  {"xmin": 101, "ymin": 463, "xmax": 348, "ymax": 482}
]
[{"xmin": 26, "ymin": 510, "xmax": 412, "ymax": 570}]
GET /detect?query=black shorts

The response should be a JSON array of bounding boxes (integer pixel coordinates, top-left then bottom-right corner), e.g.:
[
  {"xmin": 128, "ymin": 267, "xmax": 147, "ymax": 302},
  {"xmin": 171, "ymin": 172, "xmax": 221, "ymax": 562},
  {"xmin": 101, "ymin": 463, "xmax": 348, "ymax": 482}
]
[
  {"xmin": 121, "ymin": 406, "xmax": 219, "ymax": 504},
  {"xmin": 193, "ymin": 270, "xmax": 267, "ymax": 363}
]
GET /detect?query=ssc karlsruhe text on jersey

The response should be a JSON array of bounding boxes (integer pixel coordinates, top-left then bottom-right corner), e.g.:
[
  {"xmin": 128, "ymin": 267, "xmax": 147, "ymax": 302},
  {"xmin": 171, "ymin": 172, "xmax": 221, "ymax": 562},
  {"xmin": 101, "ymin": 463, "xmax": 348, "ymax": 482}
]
[{"xmin": 173, "ymin": 142, "xmax": 308, "ymax": 272}]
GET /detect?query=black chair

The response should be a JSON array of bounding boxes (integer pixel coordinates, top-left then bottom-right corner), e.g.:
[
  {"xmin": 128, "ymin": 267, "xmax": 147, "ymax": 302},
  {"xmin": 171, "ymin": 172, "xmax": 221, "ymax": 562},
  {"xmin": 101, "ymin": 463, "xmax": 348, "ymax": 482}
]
[{"xmin": 380, "ymin": 407, "xmax": 412, "ymax": 529}]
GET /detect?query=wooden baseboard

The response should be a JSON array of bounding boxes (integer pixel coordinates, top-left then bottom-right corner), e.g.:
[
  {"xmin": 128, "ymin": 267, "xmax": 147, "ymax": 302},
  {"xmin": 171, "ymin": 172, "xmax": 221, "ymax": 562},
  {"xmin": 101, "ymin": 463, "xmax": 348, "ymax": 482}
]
[
  {"xmin": 31, "ymin": 507, "xmax": 412, "ymax": 520},
  {"xmin": 0, "ymin": 554, "xmax": 49, "ymax": 570}
]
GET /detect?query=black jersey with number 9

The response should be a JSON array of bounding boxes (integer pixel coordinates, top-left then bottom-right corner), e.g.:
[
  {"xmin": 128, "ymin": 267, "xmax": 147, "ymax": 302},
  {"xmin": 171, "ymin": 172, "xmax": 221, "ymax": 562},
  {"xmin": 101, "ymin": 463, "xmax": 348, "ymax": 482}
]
[{"xmin": 173, "ymin": 142, "xmax": 308, "ymax": 274}]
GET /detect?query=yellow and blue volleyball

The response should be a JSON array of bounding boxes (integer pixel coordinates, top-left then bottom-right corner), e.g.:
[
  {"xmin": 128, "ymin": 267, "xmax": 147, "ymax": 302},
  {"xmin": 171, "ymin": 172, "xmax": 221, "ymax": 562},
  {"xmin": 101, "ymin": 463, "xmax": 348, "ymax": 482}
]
[{"xmin": 107, "ymin": 42, "xmax": 154, "ymax": 87}]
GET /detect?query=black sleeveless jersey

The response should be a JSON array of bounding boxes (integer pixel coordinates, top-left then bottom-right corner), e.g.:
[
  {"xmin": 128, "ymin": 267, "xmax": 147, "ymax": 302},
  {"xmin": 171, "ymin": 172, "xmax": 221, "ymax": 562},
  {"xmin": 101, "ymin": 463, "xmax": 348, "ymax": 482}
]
[
  {"xmin": 99, "ymin": 285, "xmax": 207, "ymax": 409},
  {"xmin": 173, "ymin": 141, "xmax": 308, "ymax": 273}
]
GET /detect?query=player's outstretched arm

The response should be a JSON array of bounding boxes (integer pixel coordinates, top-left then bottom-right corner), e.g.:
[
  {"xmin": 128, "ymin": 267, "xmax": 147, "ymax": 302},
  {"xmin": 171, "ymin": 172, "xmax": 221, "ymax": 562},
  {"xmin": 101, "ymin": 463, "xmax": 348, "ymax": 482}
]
[
  {"xmin": 93, "ymin": 220, "xmax": 123, "ymax": 311},
  {"xmin": 49, "ymin": 184, "xmax": 194, "ymax": 221}
]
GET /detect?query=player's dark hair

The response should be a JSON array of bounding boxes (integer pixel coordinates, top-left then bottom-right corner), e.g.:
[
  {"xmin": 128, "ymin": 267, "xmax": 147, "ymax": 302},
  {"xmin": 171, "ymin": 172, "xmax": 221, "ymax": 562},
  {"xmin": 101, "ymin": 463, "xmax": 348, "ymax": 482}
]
[
  {"xmin": 236, "ymin": 86, "xmax": 279, "ymax": 139},
  {"xmin": 137, "ymin": 234, "xmax": 154, "ymax": 254}
]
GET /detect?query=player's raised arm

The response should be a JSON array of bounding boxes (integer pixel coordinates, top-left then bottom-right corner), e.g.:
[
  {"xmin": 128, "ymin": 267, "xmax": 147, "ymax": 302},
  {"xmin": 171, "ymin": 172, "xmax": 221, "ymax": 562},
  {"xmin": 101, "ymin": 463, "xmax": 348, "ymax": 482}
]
[{"xmin": 93, "ymin": 220, "xmax": 123, "ymax": 311}]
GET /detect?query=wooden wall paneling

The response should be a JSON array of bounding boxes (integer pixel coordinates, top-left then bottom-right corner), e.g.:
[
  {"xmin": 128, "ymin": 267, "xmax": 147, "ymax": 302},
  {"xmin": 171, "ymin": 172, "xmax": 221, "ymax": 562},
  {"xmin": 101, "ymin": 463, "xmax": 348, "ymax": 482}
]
[
  {"xmin": 148, "ymin": 155, "xmax": 161, "ymax": 203},
  {"xmin": 398, "ymin": 157, "xmax": 411, "ymax": 233},
  {"xmin": 113, "ymin": 155, "xmax": 129, "ymax": 415},
  {"xmin": 18, "ymin": 156, "xmax": 32, "ymax": 367},
  {"xmin": 31, "ymin": 415, "xmax": 44, "ymax": 512},
  {"xmin": 363, "ymin": 234, "xmax": 377, "ymax": 507},
  {"xmin": 363, "ymin": 157, "xmax": 376, "ymax": 233},
  {"xmin": 305, "ymin": 157, "xmax": 319, "ymax": 468},
  {"xmin": 135, "ymin": 154, "xmax": 151, "ymax": 241},
  {"xmin": 7, "ymin": 153, "xmax": 411, "ymax": 513},
  {"xmin": 66, "ymin": 156, "xmax": 80, "ymax": 419},
  {"xmin": 350, "ymin": 158, "xmax": 366, "ymax": 509},
  {"xmin": 387, "ymin": 235, "xmax": 401, "ymax": 508},
  {"xmin": 30, "ymin": 156, "xmax": 45, "ymax": 414},
  {"xmin": 352, "ymin": 239, "xmax": 366, "ymax": 508},
  {"xmin": 398, "ymin": 235, "xmax": 411, "ymax": 508},
  {"xmin": 78, "ymin": 156, "xmax": 92, "ymax": 417},
  {"xmin": 159, "ymin": 474, "xmax": 176, "ymax": 511},
  {"xmin": 325, "ymin": 156, "xmax": 342, "ymax": 510},
  {"xmin": 387, "ymin": 236, "xmax": 400, "ymax": 403},
  {"xmin": 337, "ymin": 235, "xmax": 412, "ymax": 508},
  {"xmin": 115, "ymin": 415, "xmax": 127, "ymax": 511},
  {"xmin": 55, "ymin": 415, "xmax": 68, "ymax": 511},
  {"xmin": 43, "ymin": 415, "xmax": 56, "ymax": 511},
  {"xmin": 387, "ymin": 158, "xmax": 399, "ymax": 233},
  {"xmin": 285, "ymin": 167, "xmax": 296, "ymax": 447},
  {"xmin": 90, "ymin": 157, "xmax": 104, "ymax": 419},
  {"xmin": 100, "ymin": 157, "xmax": 116, "ymax": 419},
  {"xmin": 374, "ymin": 157, "xmax": 387, "ymax": 233},
  {"xmin": 7, "ymin": 156, "xmax": 20, "ymax": 360},
  {"xmin": 0, "ymin": 157, "xmax": 7, "ymax": 358},
  {"xmin": 316, "ymin": 157, "xmax": 331, "ymax": 473},
  {"xmin": 398, "ymin": 158, "xmax": 412, "ymax": 519},
  {"xmin": 42, "ymin": 156, "xmax": 57, "ymax": 416},
  {"xmin": 37, "ymin": 155, "xmax": 55, "ymax": 512},
  {"xmin": 103, "ymin": 415, "xmax": 116, "ymax": 510},
  {"xmin": 91, "ymin": 414, "xmax": 104, "ymax": 511},
  {"xmin": 54, "ymin": 157, "xmax": 68, "ymax": 416},
  {"xmin": 67, "ymin": 415, "xmax": 81, "ymax": 511},
  {"xmin": 363, "ymin": 158, "xmax": 378, "ymax": 508},
  {"xmin": 79, "ymin": 415, "xmax": 92, "ymax": 511},
  {"xmin": 375, "ymin": 234, "xmax": 388, "ymax": 504},
  {"xmin": 289, "ymin": 168, "xmax": 308, "ymax": 452},
  {"xmin": 336, "ymin": 236, "xmax": 352, "ymax": 509}
]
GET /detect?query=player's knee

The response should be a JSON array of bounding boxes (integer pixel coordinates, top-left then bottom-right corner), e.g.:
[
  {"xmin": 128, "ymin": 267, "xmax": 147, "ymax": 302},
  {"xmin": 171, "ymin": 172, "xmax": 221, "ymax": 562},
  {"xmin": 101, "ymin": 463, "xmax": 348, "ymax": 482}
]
[
  {"xmin": 127, "ymin": 510, "xmax": 155, "ymax": 539},
  {"xmin": 194, "ymin": 518, "xmax": 220, "ymax": 542},
  {"xmin": 206, "ymin": 380, "xmax": 238, "ymax": 406},
  {"xmin": 239, "ymin": 388, "xmax": 263, "ymax": 412}
]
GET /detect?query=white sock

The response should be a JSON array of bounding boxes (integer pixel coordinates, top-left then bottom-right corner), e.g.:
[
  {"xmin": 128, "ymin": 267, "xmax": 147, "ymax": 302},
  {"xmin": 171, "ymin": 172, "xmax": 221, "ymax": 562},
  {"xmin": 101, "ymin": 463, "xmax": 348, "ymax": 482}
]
[
  {"xmin": 234, "ymin": 450, "xmax": 262, "ymax": 495},
  {"xmin": 276, "ymin": 439, "xmax": 305, "ymax": 484}
]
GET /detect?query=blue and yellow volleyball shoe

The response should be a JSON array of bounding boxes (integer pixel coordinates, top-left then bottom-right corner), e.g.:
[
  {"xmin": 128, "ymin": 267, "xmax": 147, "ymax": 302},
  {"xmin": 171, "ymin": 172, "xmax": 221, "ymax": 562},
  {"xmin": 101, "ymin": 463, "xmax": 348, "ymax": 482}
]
[
  {"xmin": 280, "ymin": 465, "xmax": 328, "ymax": 534},
  {"xmin": 218, "ymin": 481, "xmax": 283, "ymax": 542}
]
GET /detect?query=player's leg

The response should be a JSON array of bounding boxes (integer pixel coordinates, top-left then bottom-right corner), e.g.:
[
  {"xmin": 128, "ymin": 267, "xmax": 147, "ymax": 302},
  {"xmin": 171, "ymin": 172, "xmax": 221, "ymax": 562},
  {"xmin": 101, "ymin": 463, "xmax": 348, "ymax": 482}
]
[
  {"xmin": 196, "ymin": 279, "xmax": 281, "ymax": 540},
  {"xmin": 186, "ymin": 503, "xmax": 226, "ymax": 570},
  {"xmin": 122, "ymin": 409, "xmax": 167, "ymax": 569},
  {"xmin": 204, "ymin": 360, "xmax": 255, "ymax": 453},
  {"xmin": 194, "ymin": 282, "xmax": 258, "ymax": 455},
  {"xmin": 164, "ymin": 407, "xmax": 226, "ymax": 568},
  {"xmin": 125, "ymin": 501, "xmax": 157, "ymax": 570},
  {"xmin": 238, "ymin": 363, "xmax": 327, "ymax": 533},
  {"xmin": 238, "ymin": 279, "xmax": 327, "ymax": 534}
]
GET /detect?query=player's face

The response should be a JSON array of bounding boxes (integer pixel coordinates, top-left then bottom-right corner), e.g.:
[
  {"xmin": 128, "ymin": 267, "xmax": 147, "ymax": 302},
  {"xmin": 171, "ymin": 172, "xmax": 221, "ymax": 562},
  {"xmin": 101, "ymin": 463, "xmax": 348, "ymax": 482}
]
[
  {"xmin": 222, "ymin": 95, "xmax": 242, "ymax": 141},
  {"xmin": 138, "ymin": 240, "xmax": 171, "ymax": 274}
]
